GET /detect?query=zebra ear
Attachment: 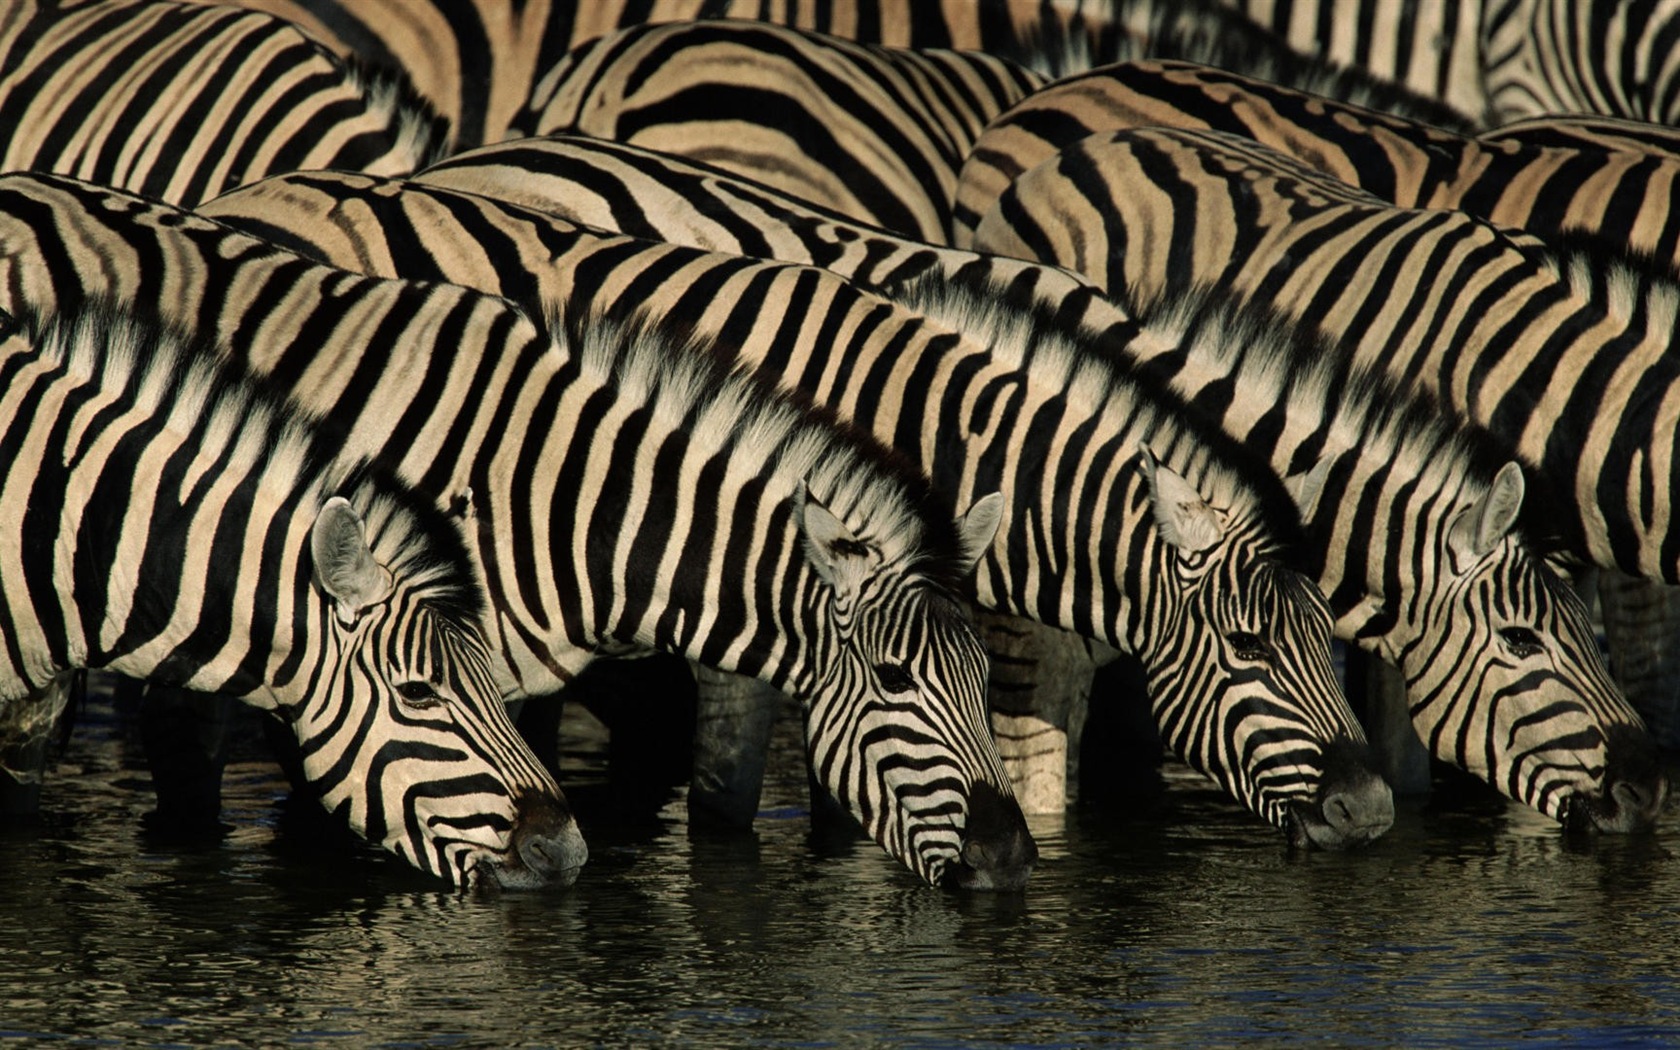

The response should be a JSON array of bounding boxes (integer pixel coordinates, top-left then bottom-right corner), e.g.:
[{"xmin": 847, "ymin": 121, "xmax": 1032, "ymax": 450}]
[
  {"xmin": 1138, "ymin": 445, "xmax": 1224, "ymax": 555},
  {"xmin": 1285, "ymin": 456, "xmax": 1334, "ymax": 521},
  {"xmin": 955, "ymin": 492, "xmax": 1004, "ymax": 574},
  {"xmin": 794, "ymin": 481, "xmax": 874, "ymax": 598},
  {"xmin": 1448, "ymin": 461, "xmax": 1526, "ymax": 570},
  {"xmin": 312, "ymin": 496, "xmax": 395, "ymax": 626}
]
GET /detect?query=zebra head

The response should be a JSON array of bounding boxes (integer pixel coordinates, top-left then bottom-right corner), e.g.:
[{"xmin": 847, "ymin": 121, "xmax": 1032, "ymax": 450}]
[
  {"xmin": 1382, "ymin": 461, "xmax": 1667, "ymax": 831},
  {"xmin": 793, "ymin": 484, "xmax": 1037, "ymax": 890},
  {"xmin": 296, "ymin": 491, "xmax": 587, "ymax": 888},
  {"xmin": 1134, "ymin": 448, "xmax": 1393, "ymax": 849}
]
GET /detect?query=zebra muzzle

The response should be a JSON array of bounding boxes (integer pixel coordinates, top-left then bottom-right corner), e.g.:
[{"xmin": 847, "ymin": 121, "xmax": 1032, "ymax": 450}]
[
  {"xmin": 491, "ymin": 792, "xmax": 589, "ymax": 888},
  {"xmin": 942, "ymin": 781, "xmax": 1038, "ymax": 891}
]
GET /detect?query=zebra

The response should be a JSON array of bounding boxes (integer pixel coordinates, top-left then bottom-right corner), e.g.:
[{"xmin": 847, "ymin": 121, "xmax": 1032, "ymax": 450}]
[
  {"xmin": 967, "ymin": 124, "xmax": 1672, "ymax": 825},
  {"xmin": 0, "ymin": 297, "xmax": 583, "ymax": 888},
  {"xmin": 0, "ymin": 172, "xmax": 1032, "ymax": 890},
  {"xmin": 950, "ymin": 58, "xmax": 1680, "ymax": 745},
  {"xmin": 391, "ymin": 131, "xmax": 1663, "ymax": 827},
  {"xmin": 189, "ymin": 0, "xmax": 1471, "ymax": 150},
  {"xmin": 195, "ymin": 164, "xmax": 1393, "ymax": 848},
  {"xmin": 952, "ymin": 58, "xmax": 1680, "ymax": 276},
  {"xmin": 1218, "ymin": 0, "xmax": 1680, "ymax": 126},
  {"xmin": 0, "ymin": 0, "xmax": 447, "ymax": 208}
]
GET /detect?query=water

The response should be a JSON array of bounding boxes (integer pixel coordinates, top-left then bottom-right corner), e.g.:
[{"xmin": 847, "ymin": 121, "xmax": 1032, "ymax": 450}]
[{"xmin": 4, "ymin": 693, "xmax": 1680, "ymax": 1048}]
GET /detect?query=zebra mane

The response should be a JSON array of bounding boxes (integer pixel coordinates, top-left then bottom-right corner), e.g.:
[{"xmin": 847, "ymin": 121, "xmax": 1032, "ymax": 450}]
[
  {"xmin": 1002, "ymin": 0, "xmax": 1478, "ymax": 130},
  {"xmin": 885, "ymin": 269, "xmax": 1304, "ymax": 551},
  {"xmin": 336, "ymin": 52, "xmax": 455, "ymax": 169},
  {"xmin": 1526, "ymin": 228, "xmax": 1680, "ymax": 334},
  {"xmin": 1129, "ymin": 280, "xmax": 1572, "ymax": 553},
  {"xmin": 18, "ymin": 299, "xmax": 485, "ymax": 625},
  {"xmin": 545, "ymin": 302, "xmax": 977, "ymax": 591}
]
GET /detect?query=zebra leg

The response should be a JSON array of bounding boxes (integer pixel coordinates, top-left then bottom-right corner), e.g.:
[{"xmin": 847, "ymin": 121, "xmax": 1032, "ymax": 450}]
[
  {"xmin": 1077, "ymin": 653, "xmax": 1166, "ymax": 809},
  {"xmin": 1344, "ymin": 648, "xmax": 1433, "ymax": 795},
  {"xmin": 138, "ymin": 684, "xmax": 234, "ymax": 832},
  {"xmin": 1596, "ymin": 570, "xmax": 1680, "ymax": 751},
  {"xmin": 573, "ymin": 653, "xmax": 697, "ymax": 818},
  {"xmin": 688, "ymin": 664, "xmax": 784, "ymax": 829},
  {"xmin": 980, "ymin": 611, "xmax": 1105, "ymax": 814},
  {"xmin": 0, "ymin": 671, "xmax": 80, "ymax": 816}
]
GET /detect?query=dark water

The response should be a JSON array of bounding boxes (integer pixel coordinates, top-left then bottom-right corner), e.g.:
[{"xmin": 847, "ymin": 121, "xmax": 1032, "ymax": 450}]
[{"xmin": 4, "ymin": 692, "xmax": 1680, "ymax": 1049}]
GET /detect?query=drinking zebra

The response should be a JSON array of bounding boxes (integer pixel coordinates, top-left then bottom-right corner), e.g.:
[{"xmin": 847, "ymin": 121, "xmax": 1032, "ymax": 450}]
[
  {"xmin": 0, "ymin": 298, "xmax": 583, "ymax": 887},
  {"xmin": 198, "ymin": 164, "xmax": 1395, "ymax": 847},
  {"xmin": 393, "ymin": 130, "xmax": 1653, "ymax": 828},
  {"xmin": 0, "ymin": 171, "xmax": 1030, "ymax": 888},
  {"xmin": 966, "ymin": 125, "xmax": 1670, "ymax": 825}
]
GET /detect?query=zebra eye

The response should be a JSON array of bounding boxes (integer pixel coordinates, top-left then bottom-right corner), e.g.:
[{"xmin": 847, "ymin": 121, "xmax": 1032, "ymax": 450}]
[
  {"xmin": 1499, "ymin": 627, "xmax": 1545, "ymax": 658},
  {"xmin": 395, "ymin": 680, "xmax": 445, "ymax": 708},
  {"xmin": 1226, "ymin": 631, "xmax": 1272, "ymax": 662},
  {"xmin": 875, "ymin": 663, "xmax": 916, "ymax": 694}
]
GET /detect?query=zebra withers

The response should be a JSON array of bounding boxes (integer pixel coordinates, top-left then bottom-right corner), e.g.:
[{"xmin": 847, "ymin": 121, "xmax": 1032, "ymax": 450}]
[
  {"xmin": 200, "ymin": 167, "xmax": 1393, "ymax": 849},
  {"xmin": 0, "ymin": 0, "xmax": 446, "ymax": 207},
  {"xmin": 968, "ymin": 126, "xmax": 1668, "ymax": 830},
  {"xmin": 0, "ymin": 300, "xmax": 583, "ymax": 888},
  {"xmin": 0, "ymin": 173, "xmax": 1029, "ymax": 889}
]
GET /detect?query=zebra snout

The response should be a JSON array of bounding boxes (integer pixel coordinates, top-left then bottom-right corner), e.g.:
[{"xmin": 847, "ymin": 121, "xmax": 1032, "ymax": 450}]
[
  {"xmin": 1571, "ymin": 724, "xmax": 1668, "ymax": 834},
  {"xmin": 492, "ymin": 792, "xmax": 589, "ymax": 888},
  {"xmin": 1288, "ymin": 738, "xmax": 1395, "ymax": 850},
  {"xmin": 943, "ymin": 781, "xmax": 1037, "ymax": 891}
]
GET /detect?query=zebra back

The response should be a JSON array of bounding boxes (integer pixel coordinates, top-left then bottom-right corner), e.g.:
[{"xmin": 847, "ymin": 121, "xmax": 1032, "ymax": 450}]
[
  {"xmin": 200, "ymin": 166, "xmax": 1390, "ymax": 847},
  {"xmin": 0, "ymin": 298, "xmax": 581, "ymax": 887},
  {"xmin": 970, "ymin": 124, "xmax": 1667, "ymax": 830},
  {"xmin": 0, "ymin": 170, "xmax": 1026, "ymax": 889},
  {"xmin": 0, "ymin": 0, "xmax": 447, "ymax": 207},
  {"xmin": 955, "ymin": 59, "xmax": 1680, "ymax": 277},
  {"xmin": 523, "ymin": 19, "xmax": 1046, "ymax": 243}
]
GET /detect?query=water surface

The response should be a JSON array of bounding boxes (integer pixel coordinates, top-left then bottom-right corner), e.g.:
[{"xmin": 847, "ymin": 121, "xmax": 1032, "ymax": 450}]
[{"xmin": 3, "ymin": 693, "xmax": 1678, "ymax": 1047}]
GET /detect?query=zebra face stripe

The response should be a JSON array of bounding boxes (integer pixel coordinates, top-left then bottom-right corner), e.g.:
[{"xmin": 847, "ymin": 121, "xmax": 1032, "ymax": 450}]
[
  {"xmin": 802, "ymin": 584, "xmax": 1031, "ymax": 887},
  {"xmin": 1396, "ymin": 535, "xmax": 1663, "ymax": 829},
  {"xmin": 291, "ymin": 587, "xmax": 581, "ymax": 888}
]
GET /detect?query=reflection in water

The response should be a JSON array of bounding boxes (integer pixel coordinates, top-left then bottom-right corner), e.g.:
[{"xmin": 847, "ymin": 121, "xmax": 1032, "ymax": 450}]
[{"xmin": 2, "ymin": 696, "xmax": 1679, "ymax": 1047}]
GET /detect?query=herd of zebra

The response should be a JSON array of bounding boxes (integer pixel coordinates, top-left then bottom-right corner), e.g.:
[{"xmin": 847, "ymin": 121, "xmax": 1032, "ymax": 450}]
[{"xmin": 2, "ymin": 0, "xmax": 1679, "ymax": 893}]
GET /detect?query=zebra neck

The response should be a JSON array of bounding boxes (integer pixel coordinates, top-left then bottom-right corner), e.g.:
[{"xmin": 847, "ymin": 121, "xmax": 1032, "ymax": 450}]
[{"xmin": 967, "ymin": 461, "xmax": 1160, "ymax": 652}]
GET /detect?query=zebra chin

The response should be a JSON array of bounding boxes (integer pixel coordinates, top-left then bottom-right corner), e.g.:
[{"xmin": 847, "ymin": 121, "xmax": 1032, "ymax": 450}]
[
  {"xmin": 1555, "ymin": 725, "xmax": 1669, "ymax": 835},
  {"xmin": 1282, "ymin": 739, "xmax": 1395, "ymax": 851},
  {"xmin": 935, "ymin": 781, "xmax": 1038, "ymax": 891},
  {"xmin": 476, "ymin": 793, "xmax": 590, "ymax": 889}
]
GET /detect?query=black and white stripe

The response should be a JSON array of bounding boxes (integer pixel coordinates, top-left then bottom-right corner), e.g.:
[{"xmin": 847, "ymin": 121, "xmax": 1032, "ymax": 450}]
[
  {"xmin": 0, "ymin": 299, "xmax": 580, "ymax": 887},
  {"xmin": 953, "ymin": 59, "xmax": 1680, "ymax": 276}
]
